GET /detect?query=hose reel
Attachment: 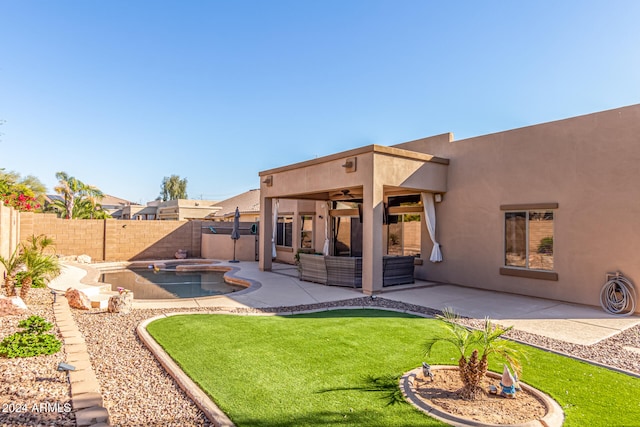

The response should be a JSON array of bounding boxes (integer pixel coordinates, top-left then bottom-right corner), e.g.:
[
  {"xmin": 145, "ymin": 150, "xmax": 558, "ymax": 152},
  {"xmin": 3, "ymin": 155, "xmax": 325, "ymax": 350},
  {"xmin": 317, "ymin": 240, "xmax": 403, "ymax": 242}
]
[{"xmin": 600, "ymin": 272, "xmax": 637, "ymax": 316}]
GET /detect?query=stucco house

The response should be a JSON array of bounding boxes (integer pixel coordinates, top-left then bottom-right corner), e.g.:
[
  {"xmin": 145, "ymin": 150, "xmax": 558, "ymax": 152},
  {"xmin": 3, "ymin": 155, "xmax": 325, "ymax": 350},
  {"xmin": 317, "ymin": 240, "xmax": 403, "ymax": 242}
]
[
  {"xmin": 257, "ymin": 104, "xmax": 640, "ymax": 312},
  {"xmin": 205, "ymin": 189, "xmax": 261, "ymax": 223}
]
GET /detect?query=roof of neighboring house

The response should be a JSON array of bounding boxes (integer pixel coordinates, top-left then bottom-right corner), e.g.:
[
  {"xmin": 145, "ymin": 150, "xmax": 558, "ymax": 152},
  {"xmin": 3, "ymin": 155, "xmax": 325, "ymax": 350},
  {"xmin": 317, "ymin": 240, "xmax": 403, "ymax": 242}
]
[
  {"xmin": 44, "ymin": 194, "xmax": 135, "ymax": 207},
  {"xmin": 101, "ymin": 194, "xmax": 136, "ymax": 208},
  {"xmin": 209, "ymin": 189, "xmax": 260, "ymax": 219}
]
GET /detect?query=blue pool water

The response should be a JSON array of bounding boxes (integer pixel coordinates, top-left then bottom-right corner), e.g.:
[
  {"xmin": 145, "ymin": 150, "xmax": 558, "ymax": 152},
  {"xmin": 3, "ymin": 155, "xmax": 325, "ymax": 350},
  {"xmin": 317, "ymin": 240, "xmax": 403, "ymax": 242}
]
[{"xmin": 101, "ymin": 268, "xmax": 245, "ymax": 299}]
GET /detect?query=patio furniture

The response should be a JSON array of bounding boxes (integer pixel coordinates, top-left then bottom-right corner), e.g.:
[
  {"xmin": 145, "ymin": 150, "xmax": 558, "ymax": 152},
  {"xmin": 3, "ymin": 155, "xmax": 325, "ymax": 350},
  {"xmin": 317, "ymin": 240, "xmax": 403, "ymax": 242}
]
[
  {"xmin": 298, "ymin": 254, "xmax": 415, "ymax": 288},
  {"xmin": 382, "ymin": 256, "xmax": 415, "ymax": 286},
  {"xmin": 325, "ymin": 256, "xmax": 362, "ymax": 288},
  {"xmin": 298, "ymin": 253, "xmax": 327, "ymax": 285}
]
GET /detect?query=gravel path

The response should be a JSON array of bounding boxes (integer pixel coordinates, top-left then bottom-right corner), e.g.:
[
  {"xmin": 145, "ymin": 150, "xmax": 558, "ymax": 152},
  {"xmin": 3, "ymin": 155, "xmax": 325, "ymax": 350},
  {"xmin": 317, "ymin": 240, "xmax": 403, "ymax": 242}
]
[
  {"xmin": 2, "ymin": 290, "xmax": 639, "ymax": 427},
  {"xmin": 0, "ymin": 289, "xmax": 74, "ymax": 427}
]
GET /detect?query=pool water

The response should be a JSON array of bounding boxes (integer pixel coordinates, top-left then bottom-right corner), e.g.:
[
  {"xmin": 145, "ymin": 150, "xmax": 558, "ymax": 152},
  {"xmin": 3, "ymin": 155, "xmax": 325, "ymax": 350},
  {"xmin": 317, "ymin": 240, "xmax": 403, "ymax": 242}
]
[{"xmin": 101, "ymin": 268, "xmax": 245, "ymax": 299}]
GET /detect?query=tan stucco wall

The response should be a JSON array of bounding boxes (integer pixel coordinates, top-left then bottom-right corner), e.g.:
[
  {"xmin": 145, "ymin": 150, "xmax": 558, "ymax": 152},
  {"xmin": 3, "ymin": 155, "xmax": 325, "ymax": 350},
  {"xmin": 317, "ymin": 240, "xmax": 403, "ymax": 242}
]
[
  {"xmin": 201, "ymin": 234, "xmax": 258, "ymax": 261},
  {"xmin": 0, "ymin": 203, "xmax": 20, "ymax": 280},
  {"xmin": 397, "ymin": 104, "xmax": 640, "ymax": 311}
]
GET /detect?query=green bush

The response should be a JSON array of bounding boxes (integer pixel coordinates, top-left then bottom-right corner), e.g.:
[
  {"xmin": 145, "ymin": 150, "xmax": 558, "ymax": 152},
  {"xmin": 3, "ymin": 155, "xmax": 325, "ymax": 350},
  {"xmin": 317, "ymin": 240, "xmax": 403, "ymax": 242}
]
[
  {"xmin": 18, "ymin": 315, "xmax": 53, "ymax": 334},
  {"xmin": 0, "ymin": 315, "xmax": 61, "ymax": 358},
  {"xmin": 537, "ymin": 236, "xmax": 553, "ymax": 254}
]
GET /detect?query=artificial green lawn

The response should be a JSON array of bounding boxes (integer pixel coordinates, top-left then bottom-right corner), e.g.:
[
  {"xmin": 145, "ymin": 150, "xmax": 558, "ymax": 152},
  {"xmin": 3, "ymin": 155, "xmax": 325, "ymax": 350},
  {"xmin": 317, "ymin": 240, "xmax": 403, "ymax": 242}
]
[{"xmin": 147, "ymin": 309, "xmax": 640, "ymax": 427}]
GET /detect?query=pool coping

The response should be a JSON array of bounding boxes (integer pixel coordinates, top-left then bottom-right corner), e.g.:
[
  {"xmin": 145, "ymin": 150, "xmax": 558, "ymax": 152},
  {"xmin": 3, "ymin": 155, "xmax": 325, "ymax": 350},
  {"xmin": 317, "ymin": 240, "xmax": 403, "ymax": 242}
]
[{"xmin": 65, "ymin": 259, "xmax": 261, "ymax": 305}]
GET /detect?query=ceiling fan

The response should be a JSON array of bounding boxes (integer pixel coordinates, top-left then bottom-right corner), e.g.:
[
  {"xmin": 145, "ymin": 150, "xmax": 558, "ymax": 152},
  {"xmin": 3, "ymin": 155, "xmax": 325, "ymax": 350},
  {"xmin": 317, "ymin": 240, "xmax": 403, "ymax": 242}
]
[{"xmin": 330, "ymin": 189, "xmax": 360, "ymax": 200}]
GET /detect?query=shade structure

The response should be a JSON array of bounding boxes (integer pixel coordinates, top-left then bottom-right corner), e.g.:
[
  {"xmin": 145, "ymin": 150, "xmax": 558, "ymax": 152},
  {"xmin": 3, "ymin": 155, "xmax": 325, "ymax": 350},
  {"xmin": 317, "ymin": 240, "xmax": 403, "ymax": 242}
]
[{"xmin": 230, "ymin": 207, "xmax": 240, "ymax": 263}]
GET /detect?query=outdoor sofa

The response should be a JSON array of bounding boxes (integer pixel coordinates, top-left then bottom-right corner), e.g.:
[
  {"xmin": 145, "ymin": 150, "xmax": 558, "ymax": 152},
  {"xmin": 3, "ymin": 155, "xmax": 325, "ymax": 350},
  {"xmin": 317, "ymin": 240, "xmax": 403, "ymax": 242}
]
[{"xmin": 298, "ymin": 253, "xmax": 414, "ymax": 288}]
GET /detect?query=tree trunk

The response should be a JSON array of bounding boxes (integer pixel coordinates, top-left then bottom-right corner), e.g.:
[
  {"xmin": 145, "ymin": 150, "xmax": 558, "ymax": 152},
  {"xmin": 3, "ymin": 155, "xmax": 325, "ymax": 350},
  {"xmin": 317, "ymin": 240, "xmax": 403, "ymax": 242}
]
[
  {"xmin": 19, "ymin": 277, "xmax": 32, "ymax": 301},
  {"xmin": 4, "ymin": 278, "xmax": 16, "ymax": 297},
  {"xmin": 458, "ymin": 349, "xmax": 485, "ymax": 400}
]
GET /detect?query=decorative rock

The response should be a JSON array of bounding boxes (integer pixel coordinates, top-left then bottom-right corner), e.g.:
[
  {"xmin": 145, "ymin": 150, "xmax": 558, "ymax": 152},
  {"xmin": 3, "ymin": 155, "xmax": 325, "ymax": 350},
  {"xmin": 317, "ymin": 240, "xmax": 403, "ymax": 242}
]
[
  {"xmin": 108, "ymin": 292, "xmax": 133, "ymax": 314},
  {"xmin": 65, "ymin": 288, "xmax": 92, "ymax": 310},
  {"xmin": 77, "ymin": 254, "xmax": 92, "ymax": 264},
  {"xmin": 0, "ymin": 296, "xmax": 26, "ymax": 316},
  {"xmin": 175, "ymin": 249, "xmax": 188, "ymax": 259}
]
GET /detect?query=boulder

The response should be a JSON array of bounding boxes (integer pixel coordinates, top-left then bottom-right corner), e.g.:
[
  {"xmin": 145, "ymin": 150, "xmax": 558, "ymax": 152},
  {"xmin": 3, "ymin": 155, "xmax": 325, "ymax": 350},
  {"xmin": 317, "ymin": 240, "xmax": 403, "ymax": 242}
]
[
  {"xmin": 65, "ymin": 288, "xmax": 91, "ymax": 310},
  {"xmin": 107, "ymin": 292, "xmax": 133, "ymax": 314},
  {"xmin": 77, "ymin": 254, "xmax": 92, "ymax": 264},
  {"xmin": 0, "ymin": 296, "xmax": 26, "ymax": 316}
]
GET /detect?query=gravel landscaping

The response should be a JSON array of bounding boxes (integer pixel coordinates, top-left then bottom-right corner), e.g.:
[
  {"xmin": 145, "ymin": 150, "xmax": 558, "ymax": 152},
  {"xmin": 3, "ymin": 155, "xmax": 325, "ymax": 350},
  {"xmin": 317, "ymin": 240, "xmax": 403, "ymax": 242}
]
[{"xmin": 1, "ymin": 289, "xmax": 639, "ymax": 426}]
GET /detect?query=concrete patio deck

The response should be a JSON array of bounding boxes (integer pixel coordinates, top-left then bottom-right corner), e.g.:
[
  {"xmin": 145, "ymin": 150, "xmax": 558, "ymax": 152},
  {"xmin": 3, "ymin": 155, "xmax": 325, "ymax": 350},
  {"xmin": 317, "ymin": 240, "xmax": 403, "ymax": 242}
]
[{"xmin": 50, "ymin": 260, "xmax": 640, "ymax": 346}]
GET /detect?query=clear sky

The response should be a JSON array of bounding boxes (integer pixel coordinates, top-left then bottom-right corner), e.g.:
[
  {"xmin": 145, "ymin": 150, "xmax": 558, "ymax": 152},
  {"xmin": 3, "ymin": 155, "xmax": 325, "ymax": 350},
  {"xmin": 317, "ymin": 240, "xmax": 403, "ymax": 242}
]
[{"xmin": 1, "ymin": 1, "xmax": 639, "ymax": 204}]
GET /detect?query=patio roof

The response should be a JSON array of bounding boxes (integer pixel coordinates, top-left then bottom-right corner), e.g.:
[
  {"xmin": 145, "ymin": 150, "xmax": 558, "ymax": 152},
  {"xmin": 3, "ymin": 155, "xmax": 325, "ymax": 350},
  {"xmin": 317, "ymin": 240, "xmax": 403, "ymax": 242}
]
[
  {"xmin": 259, "ymin": 144, "xmax": 449, "ymax": 201},
  {"xmin": 258, "ymin": 143, "xmax": 449, "ymax": 295}
]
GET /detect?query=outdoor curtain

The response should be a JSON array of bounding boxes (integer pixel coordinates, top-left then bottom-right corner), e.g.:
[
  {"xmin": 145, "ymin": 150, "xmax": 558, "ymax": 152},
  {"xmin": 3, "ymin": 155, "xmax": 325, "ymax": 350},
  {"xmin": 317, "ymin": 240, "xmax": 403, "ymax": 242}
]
[
  {"xmin": 421, "ymin": 192, "xmax": 443, "ymax": 262},
  {"xmin": 272, "ymin": 199, "xmax": 279, "ymax": 259},
  {"xmin": 323, "ymin": 202, "xmax": 330, "ymax": 255}
]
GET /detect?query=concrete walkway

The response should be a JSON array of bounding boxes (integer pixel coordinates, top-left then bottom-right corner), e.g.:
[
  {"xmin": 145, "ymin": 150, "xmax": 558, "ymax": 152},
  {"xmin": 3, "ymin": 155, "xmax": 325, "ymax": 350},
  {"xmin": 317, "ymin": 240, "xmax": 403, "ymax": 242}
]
[{"xmin": 51, "ymin": 260, "xmax": 640, "ymax": 346}]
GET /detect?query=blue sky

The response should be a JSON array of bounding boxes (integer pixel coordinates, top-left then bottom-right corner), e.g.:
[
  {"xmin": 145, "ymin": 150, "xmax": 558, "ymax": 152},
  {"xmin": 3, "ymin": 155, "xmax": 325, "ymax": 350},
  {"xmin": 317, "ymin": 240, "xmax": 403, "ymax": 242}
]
[{"xmin": 1, "ymin": 1, "xmax": 639, "ymax": 204}]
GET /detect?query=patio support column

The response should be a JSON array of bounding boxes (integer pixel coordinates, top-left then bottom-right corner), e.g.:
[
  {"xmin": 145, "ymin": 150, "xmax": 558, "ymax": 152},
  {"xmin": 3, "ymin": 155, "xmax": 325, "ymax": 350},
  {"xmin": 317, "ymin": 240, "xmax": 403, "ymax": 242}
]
[
  {"xmin": 362, "ymin": 177, "xmax": 384, "ymax": 295},
  {"xmin": 259, "ymin": 196, "xmax": 273, "ymax": 271}
]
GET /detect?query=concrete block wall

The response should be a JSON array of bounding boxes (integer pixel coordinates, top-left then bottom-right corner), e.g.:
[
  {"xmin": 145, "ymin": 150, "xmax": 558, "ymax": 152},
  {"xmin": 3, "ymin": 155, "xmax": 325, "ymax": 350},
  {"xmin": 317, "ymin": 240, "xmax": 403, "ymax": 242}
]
[{"xmin": 19, "ymin": 213, "xmax": 204, "ymax": 261}]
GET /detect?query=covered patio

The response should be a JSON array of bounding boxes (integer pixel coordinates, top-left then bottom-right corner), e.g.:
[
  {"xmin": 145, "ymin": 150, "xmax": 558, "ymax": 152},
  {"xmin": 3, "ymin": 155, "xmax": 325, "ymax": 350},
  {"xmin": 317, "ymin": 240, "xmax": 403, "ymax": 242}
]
[{"xmin": 258, "ymin": 144, "xmax": 449, "ymax": 295}]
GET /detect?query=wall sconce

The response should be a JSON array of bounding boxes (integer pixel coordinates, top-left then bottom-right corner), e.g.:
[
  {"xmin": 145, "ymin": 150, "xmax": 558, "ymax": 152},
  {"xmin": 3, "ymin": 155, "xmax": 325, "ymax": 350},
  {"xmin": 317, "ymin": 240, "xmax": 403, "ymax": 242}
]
[
  {"xmin": 122, "ymin": 224, "xmax": 127, "ymax": 228},
  {"xmin": 342, "ymin": 157, "xmax": 357, "ymax": 173},
  {"xmin": 263, "ymin": 175, "xmax": 273, "ymax": 187},
  {"xmin": 434, "ymin": 194, "xmax": 443, "ymax": 203}
]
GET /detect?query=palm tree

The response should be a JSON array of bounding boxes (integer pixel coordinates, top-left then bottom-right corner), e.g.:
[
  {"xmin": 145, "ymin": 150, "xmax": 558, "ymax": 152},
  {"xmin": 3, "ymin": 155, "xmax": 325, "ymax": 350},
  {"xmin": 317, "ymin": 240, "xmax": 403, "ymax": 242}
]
[
  {"xmin": 17, "ymin": 247, "xmax": 60, "ymax": 301},
  {"xmin": 54, "ymin": 172, "xmax": 106, "ymax": 219},
  {"xmin": 0, "ymin": 248, "xmax": 23, "ymax": 297},
  {"xmin": 424, "ymin": 308, "xmax": 524, "ymax": 400},
  {"xmin": 54, "ymin": 171, "xmax": 82, "ymax": 219},
  {"xmin": 23, "ymin": 234, "xmax": 55, "ymax": 254}
]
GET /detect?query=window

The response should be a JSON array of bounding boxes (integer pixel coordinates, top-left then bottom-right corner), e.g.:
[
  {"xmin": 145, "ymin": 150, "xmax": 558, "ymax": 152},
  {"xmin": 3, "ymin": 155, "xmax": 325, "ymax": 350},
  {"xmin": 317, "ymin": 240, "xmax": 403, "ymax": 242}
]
[
  {"xmin": 276, "ymin": 216, "xmax": 293, "ymax": 247},
  {"xmin": 387, "ymin": 213, "xmax": 421, "ymax": 257},
  {"xmin": 504, "ymin": 209, "xmax": 554, "ymax": 271},
  {"xmin": 300, "ymin": 215, "xmax": 313, "ymax": 249}
]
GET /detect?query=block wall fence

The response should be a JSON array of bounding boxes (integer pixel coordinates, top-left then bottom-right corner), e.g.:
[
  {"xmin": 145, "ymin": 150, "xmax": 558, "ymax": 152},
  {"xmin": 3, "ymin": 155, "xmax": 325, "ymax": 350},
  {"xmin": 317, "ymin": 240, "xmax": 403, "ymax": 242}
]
[{"xmin": 19, "ymin": 212, "xmax": 203, "ymax": 261}]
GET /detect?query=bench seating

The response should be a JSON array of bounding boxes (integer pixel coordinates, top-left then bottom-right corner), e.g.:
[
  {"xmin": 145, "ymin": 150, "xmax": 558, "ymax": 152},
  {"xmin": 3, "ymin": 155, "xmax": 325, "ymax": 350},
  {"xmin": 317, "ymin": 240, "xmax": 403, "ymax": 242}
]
[
  {"xmin": 298, "ymin": 254, "xmax": 414, "ymax": 288},
  {"xmin": 382, "ymin": 255, "xmax": 415, "ymax": 286},
  {"xmin": 298, "ymin": 253, "xmax": 327, "ymax": 284},
  {"xmin": 325, "ymin": 256, "xmax": 362, "ymax": 288}
]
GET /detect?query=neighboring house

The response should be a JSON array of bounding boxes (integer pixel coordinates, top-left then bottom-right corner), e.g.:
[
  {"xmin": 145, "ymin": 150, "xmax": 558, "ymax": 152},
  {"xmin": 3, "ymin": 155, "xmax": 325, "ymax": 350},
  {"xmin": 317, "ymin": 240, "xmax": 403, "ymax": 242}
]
[
  {"xmin": 120, "ymin": 201, "xmax": 160, "ymax": 220},
  {"xmin": 206, "ymin": 189, "xmax": 261, "ymax": 222},
  {"xmin": 100, "ymin": 194, "xmax": 136, "ymax": 218},
  {"xmin": 257, "ymin": 104, "xmax": 640, "ymax": 312},
  {"xmin": 155, "ymin": 199, "xmax": 221, "ymax": 221},
  {"xmin": 119, "ymin": 192, "xmax": 261, "ymax": 221}
]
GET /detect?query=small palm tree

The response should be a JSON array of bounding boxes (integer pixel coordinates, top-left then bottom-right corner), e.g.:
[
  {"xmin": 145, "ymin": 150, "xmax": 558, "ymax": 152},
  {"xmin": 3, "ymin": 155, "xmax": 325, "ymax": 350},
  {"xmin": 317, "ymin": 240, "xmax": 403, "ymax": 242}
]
[
  {"xmin": 0, "ymin": 248, "xmax": 23, "ymax": 297},
  {"xmin": 424, "ymin": 308, "xmax": 524, "ymax": 400},
  {"xmin": 23, "ymin": 234, "xmax": 55, "ymax": 254},
  {"xmin": 16, "ymin": 247, "xmax": 60, "ymax": 301},
  {"xmin": 1, "ymin": 235, "xmax": 61, "ymax": 301}
]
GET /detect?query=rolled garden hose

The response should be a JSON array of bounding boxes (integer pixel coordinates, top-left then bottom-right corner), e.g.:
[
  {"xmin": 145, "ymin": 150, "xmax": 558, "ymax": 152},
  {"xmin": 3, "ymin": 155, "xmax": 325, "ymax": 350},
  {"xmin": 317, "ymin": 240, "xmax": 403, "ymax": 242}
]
[{"xmin": 600, "ymin": 273, "xmax": 636, "ymax": 316}]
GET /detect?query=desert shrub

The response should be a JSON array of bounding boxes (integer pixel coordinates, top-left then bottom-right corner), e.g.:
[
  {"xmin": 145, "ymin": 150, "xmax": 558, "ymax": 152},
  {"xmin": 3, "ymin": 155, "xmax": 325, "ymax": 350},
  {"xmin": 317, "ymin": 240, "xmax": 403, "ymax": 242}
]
[{"xmin": 0, "ymin": 315, "xmax": 61, "ymax": 358}]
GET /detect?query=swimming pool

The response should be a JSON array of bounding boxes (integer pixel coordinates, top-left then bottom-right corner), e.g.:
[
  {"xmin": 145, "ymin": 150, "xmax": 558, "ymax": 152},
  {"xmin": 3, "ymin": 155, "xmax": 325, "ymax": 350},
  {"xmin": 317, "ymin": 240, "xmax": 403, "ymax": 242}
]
[{"xmin": 101, "ymin": 267, "xmax": 245, "ymax": 299}]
